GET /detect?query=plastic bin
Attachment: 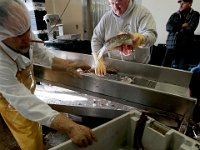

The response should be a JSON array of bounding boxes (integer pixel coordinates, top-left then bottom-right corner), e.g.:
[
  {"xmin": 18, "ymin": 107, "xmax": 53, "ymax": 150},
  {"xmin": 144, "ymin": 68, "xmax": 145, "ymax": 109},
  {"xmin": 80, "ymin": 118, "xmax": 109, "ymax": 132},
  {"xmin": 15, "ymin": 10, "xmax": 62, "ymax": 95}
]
[{"xmin": 49, "ymin": 110, "xmax": 200, "ymax": 150}]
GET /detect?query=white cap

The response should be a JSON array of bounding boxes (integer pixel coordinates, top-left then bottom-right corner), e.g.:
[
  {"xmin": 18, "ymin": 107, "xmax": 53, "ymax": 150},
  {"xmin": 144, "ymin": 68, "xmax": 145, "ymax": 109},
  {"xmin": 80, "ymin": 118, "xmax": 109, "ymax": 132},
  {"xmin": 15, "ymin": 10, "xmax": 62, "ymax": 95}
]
[{"xmin": 0, "ymin": 0, "xmax": 31, "ymax": 41}]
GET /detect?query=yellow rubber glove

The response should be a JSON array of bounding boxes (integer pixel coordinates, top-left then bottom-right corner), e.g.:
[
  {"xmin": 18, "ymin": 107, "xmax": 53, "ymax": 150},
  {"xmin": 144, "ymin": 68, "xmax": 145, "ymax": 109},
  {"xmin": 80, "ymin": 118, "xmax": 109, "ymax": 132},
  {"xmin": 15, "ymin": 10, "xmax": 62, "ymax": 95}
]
[
  {"xmin": 132, "ymin": 33, "xmax": 145, "ymax": 49},
  {"xmin": 92, "ymin": 52, "xmax": 106, "ymax": 76}
]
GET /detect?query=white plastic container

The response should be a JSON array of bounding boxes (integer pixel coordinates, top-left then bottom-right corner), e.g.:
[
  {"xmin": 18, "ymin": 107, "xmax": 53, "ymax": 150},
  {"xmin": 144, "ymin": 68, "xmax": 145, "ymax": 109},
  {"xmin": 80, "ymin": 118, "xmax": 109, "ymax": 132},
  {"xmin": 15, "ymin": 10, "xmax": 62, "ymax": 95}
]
[{"xmin": 49, "ymin": 110, "xmax": 200, "ymax": 150}]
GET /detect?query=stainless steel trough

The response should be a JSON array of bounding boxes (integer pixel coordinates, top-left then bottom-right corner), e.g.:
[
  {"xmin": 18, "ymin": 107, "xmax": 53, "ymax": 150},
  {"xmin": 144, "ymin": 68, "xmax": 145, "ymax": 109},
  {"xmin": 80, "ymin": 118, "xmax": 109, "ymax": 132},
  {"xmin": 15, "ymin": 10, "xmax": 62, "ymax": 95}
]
[{"xmin": 34, "ymin": 50, "xmax": 196, "ymax": 133}]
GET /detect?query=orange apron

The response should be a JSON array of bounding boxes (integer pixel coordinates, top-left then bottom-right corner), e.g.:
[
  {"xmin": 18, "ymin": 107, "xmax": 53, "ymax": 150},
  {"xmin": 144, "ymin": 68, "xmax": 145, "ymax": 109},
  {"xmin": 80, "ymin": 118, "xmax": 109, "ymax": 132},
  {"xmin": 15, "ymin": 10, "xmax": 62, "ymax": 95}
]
[{"xmin": 0, "ymin": 49, "xmax": 44, "ymax": 150}]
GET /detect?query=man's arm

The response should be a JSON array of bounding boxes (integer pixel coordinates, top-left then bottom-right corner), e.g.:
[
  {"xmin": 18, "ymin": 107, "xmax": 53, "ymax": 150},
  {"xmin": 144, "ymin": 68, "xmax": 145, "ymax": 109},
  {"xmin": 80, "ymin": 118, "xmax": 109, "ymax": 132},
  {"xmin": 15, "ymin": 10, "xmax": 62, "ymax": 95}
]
[
  {"xmin": 51, "ymin": 57, "xmax": 91, "ymax": 78},
  {"xmin": 180, "ymin": 11, "xmax": 200, "ymax": 33},
  {"xmin": 137, "ymin": 8, "xmax": 157, "ymax": 48},
  {"xmin": 166, "ymin": 13, "xmax": 182, "ymax": 32}
]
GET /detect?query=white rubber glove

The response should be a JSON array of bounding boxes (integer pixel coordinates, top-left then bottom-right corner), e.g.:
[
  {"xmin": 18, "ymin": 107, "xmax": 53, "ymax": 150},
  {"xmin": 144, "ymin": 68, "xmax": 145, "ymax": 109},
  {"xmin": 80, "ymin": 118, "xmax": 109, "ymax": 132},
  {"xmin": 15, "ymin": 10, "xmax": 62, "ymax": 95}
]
[{"xmin": 92, "ymin": 52, "xmax": 106, "ymax": 76}]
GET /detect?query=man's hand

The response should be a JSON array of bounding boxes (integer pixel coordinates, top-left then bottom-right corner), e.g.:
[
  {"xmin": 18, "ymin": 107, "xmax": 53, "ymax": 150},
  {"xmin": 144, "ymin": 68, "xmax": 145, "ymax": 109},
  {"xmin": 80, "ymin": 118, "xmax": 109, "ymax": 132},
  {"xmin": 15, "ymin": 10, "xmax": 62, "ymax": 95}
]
[
  {"xmin": 69, "ymin": 61, "xmax": 91, "ymax": 71},
  {"xmin": 95, "ymin": 58, "xmax": 106, "ymax": 76},
  {"xmin": 51, "ymin": 113, "xmax": 97, "ymax": 148},
  {"xmin": 92, "ymin": 53, "xmax": 107, "ymax": 76},
  {"xmin": 182, "ymin": 23, "xmax": 189, "ymax": 29},
  {"xmin": 132, "ymin": 33, "xmax": 145, "ymax": 49},
  {"xmin": 66, "ymin": 61, "xmax": 91, "ymax": 78},
  {"xmin": 52, "ymin": 57, "xmax": 91, "ymax": 78},
  {"xmin": 68, "ymin": 123, "xmax": 97, "ymax": 148}
]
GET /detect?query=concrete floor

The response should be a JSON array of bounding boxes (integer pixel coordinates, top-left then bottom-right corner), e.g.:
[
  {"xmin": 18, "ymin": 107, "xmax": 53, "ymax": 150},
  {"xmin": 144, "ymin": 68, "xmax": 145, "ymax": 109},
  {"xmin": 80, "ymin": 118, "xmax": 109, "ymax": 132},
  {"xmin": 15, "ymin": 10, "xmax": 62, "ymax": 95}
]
[
  {"xmin": 0, "ymin": 117, "xmax": 20, "ymax": 150},
  {"xmin": 0, "ymin": 115, "xmax": 110, "ymax": 149},
  {"xmin": 0, "ymin": 117, "xmax": 67, "ymax": 150}
]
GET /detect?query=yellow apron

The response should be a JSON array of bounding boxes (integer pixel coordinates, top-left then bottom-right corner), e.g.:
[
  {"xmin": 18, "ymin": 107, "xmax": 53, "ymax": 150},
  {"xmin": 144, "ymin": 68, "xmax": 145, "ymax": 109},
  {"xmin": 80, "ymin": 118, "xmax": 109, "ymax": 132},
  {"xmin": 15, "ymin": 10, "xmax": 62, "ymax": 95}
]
[{"xmin": 0, "ymin": 50, "xmax": 44, "ymax": 150}]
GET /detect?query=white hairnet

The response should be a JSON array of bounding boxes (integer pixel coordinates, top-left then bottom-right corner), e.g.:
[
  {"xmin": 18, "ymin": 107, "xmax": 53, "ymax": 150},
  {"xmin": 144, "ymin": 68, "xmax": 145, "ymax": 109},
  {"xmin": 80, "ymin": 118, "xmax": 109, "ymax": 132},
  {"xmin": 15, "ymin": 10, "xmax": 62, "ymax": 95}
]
[{"xmin": 0, "ymin": 0, "xmax": 31, "ymax": 41}]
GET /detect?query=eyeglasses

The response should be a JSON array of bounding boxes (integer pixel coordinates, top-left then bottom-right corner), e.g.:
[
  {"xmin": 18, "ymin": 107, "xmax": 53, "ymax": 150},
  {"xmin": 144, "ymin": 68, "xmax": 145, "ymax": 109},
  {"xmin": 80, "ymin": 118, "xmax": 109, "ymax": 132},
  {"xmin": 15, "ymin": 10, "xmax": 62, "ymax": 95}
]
[{"xmin": 109, "ymin": 0, "xmax": 123, "ymax": 6}]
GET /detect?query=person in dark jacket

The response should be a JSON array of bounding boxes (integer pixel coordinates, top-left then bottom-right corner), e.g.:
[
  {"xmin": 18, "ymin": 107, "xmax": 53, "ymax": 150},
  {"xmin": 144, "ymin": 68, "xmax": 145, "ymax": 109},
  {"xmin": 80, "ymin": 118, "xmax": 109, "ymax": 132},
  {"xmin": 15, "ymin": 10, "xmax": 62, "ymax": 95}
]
[{"xmin": 162, "ymin": 0, "xmax": 200, "ymax": 70}]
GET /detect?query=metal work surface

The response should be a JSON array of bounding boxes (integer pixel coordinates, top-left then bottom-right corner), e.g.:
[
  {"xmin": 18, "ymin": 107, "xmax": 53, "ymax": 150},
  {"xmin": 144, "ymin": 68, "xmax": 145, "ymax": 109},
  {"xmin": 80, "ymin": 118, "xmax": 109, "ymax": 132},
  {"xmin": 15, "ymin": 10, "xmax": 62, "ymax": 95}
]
[
  {"xmin": 34, "ymin": 84, "xmax": 185, "ymax": 149},
  {"xmin": 34, "ymin": 50, "xmax": 197, "ymax": 134},
  {"xmin": 35, "ymin": 83, "xmax": 183, "ymax": 129},
  {"xmin": 35, "ymin": 83, "xmax": 131, "ymax": 119},
  {"xmin": 35, "ymin": 84, "xmax": 135, "ymax": 149}
]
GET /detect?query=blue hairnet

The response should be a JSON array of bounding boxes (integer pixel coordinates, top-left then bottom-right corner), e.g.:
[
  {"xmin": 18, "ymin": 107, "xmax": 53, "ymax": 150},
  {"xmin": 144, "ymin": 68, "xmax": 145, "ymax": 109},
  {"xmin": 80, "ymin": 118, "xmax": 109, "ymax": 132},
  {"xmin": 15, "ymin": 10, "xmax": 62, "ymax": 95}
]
[{"xmin": 0, "ymin": 0, "xmax": 31, "ymax": 41}]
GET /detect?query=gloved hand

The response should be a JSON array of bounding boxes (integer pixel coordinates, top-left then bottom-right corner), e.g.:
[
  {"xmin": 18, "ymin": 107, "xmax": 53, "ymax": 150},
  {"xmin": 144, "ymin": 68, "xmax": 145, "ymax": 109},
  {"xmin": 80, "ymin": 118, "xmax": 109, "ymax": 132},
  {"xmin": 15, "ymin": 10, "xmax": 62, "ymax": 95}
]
[
  {"xmin": 51, "ymin": 113, "xmax": 97, "ymax": 148},
  {"xmin": 68, "ymin": 60, "xmax": 91, "ymax": 71},
  {"xmin": 132, "ymin": 33, "xmax": 145, "ymax": 49},
  {"xmin": 92, "ymin": 52, "xmax": 106, "ymax": 76},
  {"xmin": 52, "ymin": 57, "xmax": 91, "ymax": 78},
  {"xmin": 68, "ymin": 60, "xmax": 91, "ymax": 77}
]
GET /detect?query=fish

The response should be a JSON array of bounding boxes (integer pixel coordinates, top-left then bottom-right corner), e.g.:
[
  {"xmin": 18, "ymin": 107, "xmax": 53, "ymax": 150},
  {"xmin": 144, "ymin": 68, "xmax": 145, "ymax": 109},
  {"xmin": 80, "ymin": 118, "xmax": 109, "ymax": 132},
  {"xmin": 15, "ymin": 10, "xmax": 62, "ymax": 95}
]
[
  {"xmin": 83, "ymin": 67, "xmax": 118, "ymax": 74},
  {"xmin": 97, "ymin": 33, "xmax": 134, "ymax": 59}
]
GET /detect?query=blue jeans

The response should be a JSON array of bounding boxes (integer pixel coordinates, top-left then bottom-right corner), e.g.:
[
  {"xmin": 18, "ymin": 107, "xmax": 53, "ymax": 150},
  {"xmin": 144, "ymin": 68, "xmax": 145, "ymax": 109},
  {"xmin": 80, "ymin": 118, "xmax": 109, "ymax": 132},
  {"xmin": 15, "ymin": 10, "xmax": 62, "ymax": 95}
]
[{"xmin": 190, "ymin": 62, "xmax": 200, "ymax": 73}]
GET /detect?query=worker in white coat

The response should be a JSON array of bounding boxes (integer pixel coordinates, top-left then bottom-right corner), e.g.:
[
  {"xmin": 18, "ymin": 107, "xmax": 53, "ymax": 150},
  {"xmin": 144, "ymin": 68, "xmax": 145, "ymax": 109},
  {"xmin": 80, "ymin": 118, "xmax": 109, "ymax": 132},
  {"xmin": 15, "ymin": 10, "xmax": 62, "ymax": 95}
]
[{"xmin": 0, "ymin": 0, "xmax": 96, "ymax": 149}]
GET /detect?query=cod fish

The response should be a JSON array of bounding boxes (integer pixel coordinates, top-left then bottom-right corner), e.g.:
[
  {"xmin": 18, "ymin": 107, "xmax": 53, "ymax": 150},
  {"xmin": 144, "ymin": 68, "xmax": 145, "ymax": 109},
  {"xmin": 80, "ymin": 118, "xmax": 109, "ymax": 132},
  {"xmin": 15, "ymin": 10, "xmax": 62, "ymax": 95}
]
[{"xmin": 97, "ymin": 33, "xmax": 134, "ymax": 59}]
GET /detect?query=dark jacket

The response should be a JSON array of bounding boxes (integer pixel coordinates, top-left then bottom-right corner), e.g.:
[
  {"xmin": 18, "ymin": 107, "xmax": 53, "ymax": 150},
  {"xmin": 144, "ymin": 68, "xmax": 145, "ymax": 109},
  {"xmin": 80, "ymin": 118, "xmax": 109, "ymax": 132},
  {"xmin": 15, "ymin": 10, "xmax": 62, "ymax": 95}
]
[{"xmin": 166, "ymin": 9, "xmax": 200, "ymax": 49}]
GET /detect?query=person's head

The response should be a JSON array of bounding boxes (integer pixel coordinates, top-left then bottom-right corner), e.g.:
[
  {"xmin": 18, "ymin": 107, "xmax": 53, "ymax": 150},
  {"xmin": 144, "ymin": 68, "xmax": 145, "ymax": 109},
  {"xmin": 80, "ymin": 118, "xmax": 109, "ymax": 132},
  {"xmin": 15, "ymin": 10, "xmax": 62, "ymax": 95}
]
[
  {"xmin": 0, "ymin": 0, "xmax": 31, "ymax": 53},
  {"xmin": 108, "ymin": 0, "xmax": 130, "ymax": 16},
  {"xmin": 178, "ymin": 0, "xmax": 193, "ymax": 12}
]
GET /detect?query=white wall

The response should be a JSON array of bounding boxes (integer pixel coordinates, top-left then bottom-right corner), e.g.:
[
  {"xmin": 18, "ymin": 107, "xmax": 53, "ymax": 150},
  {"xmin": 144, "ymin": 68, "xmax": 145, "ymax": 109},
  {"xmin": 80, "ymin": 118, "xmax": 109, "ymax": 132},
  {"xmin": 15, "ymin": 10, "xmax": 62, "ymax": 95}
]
[
  {"xmin": 142, "ymin": 0, "xmax": 200, "ymax": 45},
  {"xmin": 45, "ymin": 0, "xmax": 200, "ymax": 43}
]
